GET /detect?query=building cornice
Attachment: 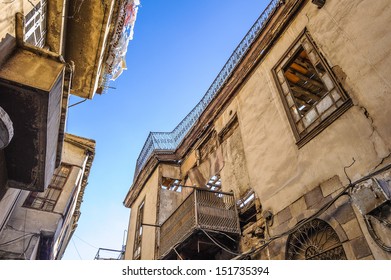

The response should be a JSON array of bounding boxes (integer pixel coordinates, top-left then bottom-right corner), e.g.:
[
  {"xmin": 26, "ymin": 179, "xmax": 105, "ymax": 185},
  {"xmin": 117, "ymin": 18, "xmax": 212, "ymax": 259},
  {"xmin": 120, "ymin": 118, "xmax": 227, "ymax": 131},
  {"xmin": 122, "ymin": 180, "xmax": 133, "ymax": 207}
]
[{"xmin": 124, "ymin": 0, "xmax": 308, "ymax": 208}]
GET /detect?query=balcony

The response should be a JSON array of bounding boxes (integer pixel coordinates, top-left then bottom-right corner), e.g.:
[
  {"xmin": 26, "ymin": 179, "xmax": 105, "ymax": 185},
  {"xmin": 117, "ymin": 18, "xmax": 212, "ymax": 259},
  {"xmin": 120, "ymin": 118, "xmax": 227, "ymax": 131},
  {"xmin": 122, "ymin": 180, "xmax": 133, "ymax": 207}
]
[{"xmin": 158, "ymin": 188, "xmax": 240, "ymax": 259}]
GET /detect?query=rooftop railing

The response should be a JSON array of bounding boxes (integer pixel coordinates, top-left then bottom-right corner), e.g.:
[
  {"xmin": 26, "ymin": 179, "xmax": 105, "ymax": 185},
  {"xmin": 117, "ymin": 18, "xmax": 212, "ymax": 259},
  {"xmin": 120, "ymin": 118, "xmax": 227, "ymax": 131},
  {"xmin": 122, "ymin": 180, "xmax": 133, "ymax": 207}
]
[{"xmin": 134, "ymin": 0, "xmax": 281, "ymax": 177}]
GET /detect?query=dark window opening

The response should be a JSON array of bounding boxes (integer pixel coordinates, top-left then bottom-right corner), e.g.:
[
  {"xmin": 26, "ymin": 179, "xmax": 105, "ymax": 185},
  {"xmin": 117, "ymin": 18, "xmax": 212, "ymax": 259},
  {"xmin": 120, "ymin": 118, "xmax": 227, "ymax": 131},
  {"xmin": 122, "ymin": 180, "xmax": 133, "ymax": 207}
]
[
  {"xmin": 133, "ymin": 200, "xmax": 145, "ymax": 260},
  {"xmin": 237, "ymin": 190, "xmax": 259, "ymax": 229},
  {"xmin": 161, "ymin": 177, "xmax": 182, "ymax": 192},
  {"xmin": 273, "ymin": 29, "xmax": 352, "ymax": 147},
  {"xmin": 206, "ymin": 175, "xmax": 221, "ymax": 192},
  {"xmin": 37, "ymin": 233, "xmax": 54, "ymax": 260}
]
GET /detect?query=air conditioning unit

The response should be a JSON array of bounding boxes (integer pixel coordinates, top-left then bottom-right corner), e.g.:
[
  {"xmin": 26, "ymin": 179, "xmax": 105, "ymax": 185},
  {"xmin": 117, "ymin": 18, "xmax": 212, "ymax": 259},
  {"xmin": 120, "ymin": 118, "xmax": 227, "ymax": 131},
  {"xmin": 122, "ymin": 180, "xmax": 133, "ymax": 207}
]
[{"xmin": 350, "ymin": 178, "xmax": 390, "ymax": 215}]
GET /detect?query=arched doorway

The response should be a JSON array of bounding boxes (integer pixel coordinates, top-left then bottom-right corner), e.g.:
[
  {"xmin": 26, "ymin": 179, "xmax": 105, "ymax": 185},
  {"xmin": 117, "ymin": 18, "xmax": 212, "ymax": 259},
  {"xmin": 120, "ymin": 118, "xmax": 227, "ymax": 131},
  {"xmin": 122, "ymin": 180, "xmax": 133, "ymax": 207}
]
[{"xmin": 286, "ymin": 218, "xmax": 347, "ymax": 260}]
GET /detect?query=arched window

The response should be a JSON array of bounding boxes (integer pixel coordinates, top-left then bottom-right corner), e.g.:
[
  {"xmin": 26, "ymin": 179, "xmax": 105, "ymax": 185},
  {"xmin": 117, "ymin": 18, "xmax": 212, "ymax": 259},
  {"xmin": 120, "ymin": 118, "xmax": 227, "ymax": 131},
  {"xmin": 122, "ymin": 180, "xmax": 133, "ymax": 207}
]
[{"xmin": 286, "ymin": 218, "xmax": 347, "ymax": 260}]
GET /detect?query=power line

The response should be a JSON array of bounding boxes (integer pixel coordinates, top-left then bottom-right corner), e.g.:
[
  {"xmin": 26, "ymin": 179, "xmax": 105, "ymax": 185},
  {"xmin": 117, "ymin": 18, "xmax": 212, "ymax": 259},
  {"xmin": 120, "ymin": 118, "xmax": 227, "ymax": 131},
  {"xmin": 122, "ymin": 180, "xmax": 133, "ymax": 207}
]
[
  {"xmin": 72, "ymin": 239, "xmax": 82, "ymax": 260},
  {"xmin": 74, "ymin": 234, "xmax": 98, "ymax": 249}
]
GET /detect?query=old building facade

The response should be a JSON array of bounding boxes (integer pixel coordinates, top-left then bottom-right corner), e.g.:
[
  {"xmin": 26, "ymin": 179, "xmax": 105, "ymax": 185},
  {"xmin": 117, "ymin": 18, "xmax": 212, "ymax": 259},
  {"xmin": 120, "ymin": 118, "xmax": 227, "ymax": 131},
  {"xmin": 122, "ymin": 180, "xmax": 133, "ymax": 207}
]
[
  {"xmin": 0, "ymin": 133, "xmax": 95, "ymax": 259},
  {"xmin": 123, "ymin": 0, "xmax": 391, "ymax": 260},
  {"xmin": 0, "ymin": 0, "xmax": 139, "ymax": 259}
]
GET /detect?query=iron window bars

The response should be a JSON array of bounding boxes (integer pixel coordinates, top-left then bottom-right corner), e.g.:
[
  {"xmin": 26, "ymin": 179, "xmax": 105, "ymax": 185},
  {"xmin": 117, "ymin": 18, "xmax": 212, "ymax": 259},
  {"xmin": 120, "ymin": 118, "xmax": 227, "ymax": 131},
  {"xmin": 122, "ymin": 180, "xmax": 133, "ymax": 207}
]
[
  {"xmin": 272, "ymin": 29, "xmax": 352, "ymax": 147},
  {"xmin": 24, "ymin": 0, "xmax": 47, "ymax": 48}
]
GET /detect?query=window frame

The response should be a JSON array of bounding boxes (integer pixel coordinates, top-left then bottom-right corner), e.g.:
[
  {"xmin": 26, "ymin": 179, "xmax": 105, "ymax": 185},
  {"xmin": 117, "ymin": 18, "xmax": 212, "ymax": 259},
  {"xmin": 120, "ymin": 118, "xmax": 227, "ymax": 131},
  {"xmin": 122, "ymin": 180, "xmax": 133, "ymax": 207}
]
[
  {"xmin": 133, "ymin": 199, "xmax": 145, "ymax": 260},
  {"xmin": 23, "ymin": 164, "xmax": 71, "ymax": 212},
  {"xmin": 272, "ymin": 29, "xmax": 352, "ymax": 148}
]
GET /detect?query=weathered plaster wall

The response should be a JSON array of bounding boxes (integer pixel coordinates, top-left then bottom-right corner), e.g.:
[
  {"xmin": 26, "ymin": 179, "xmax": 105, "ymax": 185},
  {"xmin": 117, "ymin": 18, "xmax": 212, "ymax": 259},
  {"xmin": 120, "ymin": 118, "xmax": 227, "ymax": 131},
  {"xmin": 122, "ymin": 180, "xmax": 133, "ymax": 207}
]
[
  {"xmin": 62, "ymin": 141, "xmax": 88, "ymax": 168},
  {"xmin": 158, "ymin": 164, "xmax": 192, "ymax": 224},
  {"xmin": 0, "ymin": 0, "xmax": 41, "ymax": 64},
  {"xmin": 46, "ymin": 0, "xmax": 67, "ymax": 55},
  {"xmin": 219, "ymin": 117, "xmax": 251, "ymax": 197},
  {"xmin": 0, "ymin": 0, "xmax": 22, "ymax": 42},
  {"xmin": 125, "ymin": 0, "xmax": 391, "ymax": 260},
  {"xmin": 4, "ymin": 190, "xmax": 62, "ymax": 236},
  {"xmin": 125, "ymin": 168, "xmax": 159, "ymax": 260},
  {"xmin": 216, "ymin": 0, "xmax": 391, "ymax": 259},
  {"xmin": 180, "ymin": 150, "xmax": 197, "ymax": 178},
  {"xmin": 55, "ymin": 148, "xmax": 84, "ymax": 218},
  {"xmin": 202, "ymin": 0, "xmax": 391, "ymax": 259},
  {"xmin": 65, "ymin": 0, "xmax": 115, "ymax": 99},
  {"xmin": 229, "ymin": 0, "xmax": 391, "ymax": 215},
  {"xmin": 0, "ymin": 188, "xmax": 20, "ymax": 233}
]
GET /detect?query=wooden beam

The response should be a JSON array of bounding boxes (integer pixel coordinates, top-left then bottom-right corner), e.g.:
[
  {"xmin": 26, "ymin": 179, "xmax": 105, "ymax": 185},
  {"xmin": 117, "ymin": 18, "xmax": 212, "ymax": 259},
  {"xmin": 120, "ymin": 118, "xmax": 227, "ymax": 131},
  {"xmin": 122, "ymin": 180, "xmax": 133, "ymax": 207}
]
[
  {"xmin": 288, "ymin": 67, "xmax": 324, "ymax": 89},
  {"xmin": 290, "ymin": 62, "xmax": 308, "ymax": 74},
  {"xmin": 290, "ymin": 84, "xmax": 321, "ymax": 102}
]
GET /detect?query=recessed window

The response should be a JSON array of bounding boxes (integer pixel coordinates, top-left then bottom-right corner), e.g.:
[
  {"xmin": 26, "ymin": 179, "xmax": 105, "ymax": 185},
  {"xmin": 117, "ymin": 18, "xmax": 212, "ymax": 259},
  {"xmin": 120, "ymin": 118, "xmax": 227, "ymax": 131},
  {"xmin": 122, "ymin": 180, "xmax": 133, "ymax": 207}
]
[
  {"xmin": 273, "ymin": 29, "xmax": 352, "ymax": 147},
  {"xmin": 286, "ymin": 219, "xmax": 347, "ymax": 260},
  {"xmin": 237, "ymin": 189, "xmax": 259, "ymax": 229},
  {"xmin": 133, "ymin": 200, "xmax": 145, "ymax": 260},
  {"xmin": 161, "ymin": 177, "xmax": 182, "ymax": 192},
  {"xmin": 206, "ymin": 175, "xmax": 221, "ymax": 191},
  {"xmin": 23, "ymin": 165, "xmax": 70, "ymax": 212}
]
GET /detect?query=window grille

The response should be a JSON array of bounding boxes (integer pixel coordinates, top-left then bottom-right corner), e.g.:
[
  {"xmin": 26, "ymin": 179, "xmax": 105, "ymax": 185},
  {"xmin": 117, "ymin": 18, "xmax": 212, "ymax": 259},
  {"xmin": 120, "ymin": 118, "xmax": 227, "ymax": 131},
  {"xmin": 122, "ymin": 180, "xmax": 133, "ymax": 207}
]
[
  {"xmin": 24, "ymin": 0, "xmax": 47, "ymax": 48},
  {"xmin": 286, "ymin": 218, "xmax": 347, "ymax": 260},
  {"xmin": 133, "ymin": 200, "xmax": 145, "ymax": 260},
  {"xmin": 273, "ymin": 29, "xmax": 352, "ymax": 147}
]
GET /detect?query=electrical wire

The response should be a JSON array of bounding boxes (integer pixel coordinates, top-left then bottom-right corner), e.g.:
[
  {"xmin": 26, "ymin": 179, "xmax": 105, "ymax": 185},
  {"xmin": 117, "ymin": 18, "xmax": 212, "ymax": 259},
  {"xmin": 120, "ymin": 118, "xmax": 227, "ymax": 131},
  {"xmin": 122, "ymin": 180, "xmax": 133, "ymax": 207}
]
[
  {"xmin": 72, "ymin": 239, "xmax": 82, "ymax": 260},
  {"xmin": 19, "ymin": 234, "xmax": 38, "ymax": 259},
  {"xmin": 74, "ymin": 234, "xmax": 98, "ymax": 249},
  {"xmin": 0, "ymin": 233, "xmax": 37, "ymax": 247},
  {"xmin": 201, "ymin": 229, "xmax": 241, "ymax": 256},
  {"xmin": 234, "ymin": 163, "xmax": 391, "ymax": 259},
  {"xmin": 343, "ymin": 157, "xmax": 355, "ymax": 184},
  {"xmin": 364, "ymin": 214, "xmax": 391, "ymax": 252},
  {"xmin": 203, "ymin": 228, "xmax": 237, "ymax": 243}
]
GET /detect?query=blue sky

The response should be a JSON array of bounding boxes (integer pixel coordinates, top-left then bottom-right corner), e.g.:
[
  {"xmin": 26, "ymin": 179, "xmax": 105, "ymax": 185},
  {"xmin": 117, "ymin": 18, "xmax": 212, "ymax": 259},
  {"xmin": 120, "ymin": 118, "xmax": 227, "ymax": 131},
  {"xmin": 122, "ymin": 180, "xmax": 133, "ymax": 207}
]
[{"xmin": 63, "ymin": 0, "xmax": 269, "ymax": 260}]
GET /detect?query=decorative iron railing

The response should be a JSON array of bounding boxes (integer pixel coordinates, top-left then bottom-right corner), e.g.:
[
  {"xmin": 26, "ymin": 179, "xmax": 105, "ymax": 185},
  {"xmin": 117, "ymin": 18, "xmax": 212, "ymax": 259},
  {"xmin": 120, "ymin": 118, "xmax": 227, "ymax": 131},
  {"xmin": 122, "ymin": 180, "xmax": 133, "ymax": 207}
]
[
  {"xmin": 135, "ymin": 0, "xmax": 281, "ymax": 177},
  {"xmin": 158, "ymin": 188, "xmax": 240, "ymax": 259}
]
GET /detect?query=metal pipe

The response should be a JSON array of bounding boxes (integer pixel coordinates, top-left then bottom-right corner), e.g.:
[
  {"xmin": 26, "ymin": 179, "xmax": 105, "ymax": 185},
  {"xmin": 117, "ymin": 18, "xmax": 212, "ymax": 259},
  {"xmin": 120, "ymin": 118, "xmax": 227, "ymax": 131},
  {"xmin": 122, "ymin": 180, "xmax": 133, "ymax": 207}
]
[
  {"xmin": 194, "ymin": 189, "xmax": 198, "ymax": 227},
  {"xmin": 141, "ymin": 223, "xmax": 160, "ymax": 228},
  {"xmin": 181, "ymin": 185, "xmax": 234, "ymax": 196}
]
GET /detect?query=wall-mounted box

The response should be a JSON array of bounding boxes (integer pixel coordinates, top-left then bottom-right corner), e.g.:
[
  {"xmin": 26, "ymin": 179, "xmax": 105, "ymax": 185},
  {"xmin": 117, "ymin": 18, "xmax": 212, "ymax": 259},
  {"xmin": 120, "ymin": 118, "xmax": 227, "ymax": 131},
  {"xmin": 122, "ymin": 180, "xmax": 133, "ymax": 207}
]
[
  {"xmin": 0, "ymin": 49, "xmax": 65, "ymax": 191},
  {"xmin": 351, "ymin": 178, "xmax": 390, "ymax": 215}
]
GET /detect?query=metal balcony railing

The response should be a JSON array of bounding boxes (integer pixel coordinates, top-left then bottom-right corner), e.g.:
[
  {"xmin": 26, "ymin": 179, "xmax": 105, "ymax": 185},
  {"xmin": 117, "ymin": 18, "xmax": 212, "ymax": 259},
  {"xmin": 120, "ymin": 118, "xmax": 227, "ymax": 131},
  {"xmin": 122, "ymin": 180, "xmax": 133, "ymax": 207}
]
[
  {"xmin": 94, "ymin": 247, "xmax": 125, "ymax": 260},
  {"xmin": 134, "ymin": 0, "xmax": 281, "ymax": 177},
  {"xmin": 158, "ymin": 188, "xmax": 240, "ymax": 259}
]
